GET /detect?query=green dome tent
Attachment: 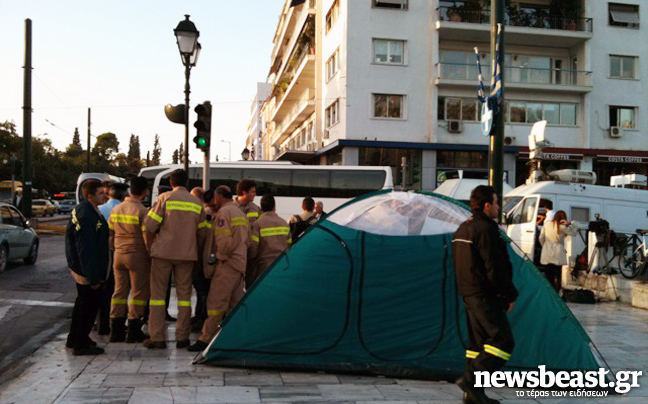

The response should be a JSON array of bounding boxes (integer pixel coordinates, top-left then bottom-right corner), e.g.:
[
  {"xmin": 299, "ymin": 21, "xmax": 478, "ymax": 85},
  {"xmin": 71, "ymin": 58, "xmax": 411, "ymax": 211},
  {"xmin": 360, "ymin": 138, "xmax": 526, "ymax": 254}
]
[{"xmin": 194, "ymin": 191, "xmax": 609, "ymax": 380}]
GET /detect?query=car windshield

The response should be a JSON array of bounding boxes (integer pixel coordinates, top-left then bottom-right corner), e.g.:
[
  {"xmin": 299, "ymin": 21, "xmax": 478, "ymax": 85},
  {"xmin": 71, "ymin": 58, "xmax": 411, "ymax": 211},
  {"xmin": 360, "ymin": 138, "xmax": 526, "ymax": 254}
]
[{"xmin": 502, "ymin": 196, "xmax": 522, "ymax": 214}]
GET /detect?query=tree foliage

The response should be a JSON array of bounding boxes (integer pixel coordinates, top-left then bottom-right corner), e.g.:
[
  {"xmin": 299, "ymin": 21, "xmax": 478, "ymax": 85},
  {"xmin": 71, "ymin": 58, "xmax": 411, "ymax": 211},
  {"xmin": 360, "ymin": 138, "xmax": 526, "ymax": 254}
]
[{"xmin": 152, "ymin": 134, "xmax": 162, "ymax": 166}]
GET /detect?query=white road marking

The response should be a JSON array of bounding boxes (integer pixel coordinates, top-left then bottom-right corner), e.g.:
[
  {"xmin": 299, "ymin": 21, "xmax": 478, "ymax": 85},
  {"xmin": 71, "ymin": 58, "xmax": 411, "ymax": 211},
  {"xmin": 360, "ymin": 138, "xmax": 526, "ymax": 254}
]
[
  {"xmin": 0, "ymin": 299, "xmax": 74, "ymax": 308},
  {"xmin": 0, "ymin": 305, "xmax": 12, "ymax": 321}
]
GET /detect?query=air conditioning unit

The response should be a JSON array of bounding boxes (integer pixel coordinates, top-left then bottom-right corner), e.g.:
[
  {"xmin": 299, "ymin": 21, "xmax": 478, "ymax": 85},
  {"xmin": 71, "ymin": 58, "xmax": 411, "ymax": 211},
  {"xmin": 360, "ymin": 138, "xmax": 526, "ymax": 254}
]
[
  {"xmin": 448, "ymin": 120, "xmax": 463, "ymax": 133},
  {"xmin": 504, "ymin": 136, "xmax": 515, "ymax": 146},
  {"xmin": 610, "ymin": 126, "xmax": 624, "ymax": 138}
]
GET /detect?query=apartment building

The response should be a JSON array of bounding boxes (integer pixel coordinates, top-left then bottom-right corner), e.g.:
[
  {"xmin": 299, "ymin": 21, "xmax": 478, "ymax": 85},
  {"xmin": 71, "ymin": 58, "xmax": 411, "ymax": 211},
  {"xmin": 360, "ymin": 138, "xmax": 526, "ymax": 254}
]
[
  {"xmin": 253, "ymin": 0, "xmax": 648, "ymax": 189},
  {"xmin": 247, "ymin": 82, "xmax": 272, "ymax": 160}
]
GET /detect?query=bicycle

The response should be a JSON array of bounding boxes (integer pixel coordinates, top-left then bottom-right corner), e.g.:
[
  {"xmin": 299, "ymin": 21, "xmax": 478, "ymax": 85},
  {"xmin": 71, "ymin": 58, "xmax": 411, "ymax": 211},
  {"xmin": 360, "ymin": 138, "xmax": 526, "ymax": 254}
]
[{"xmin": 617, "ymin": 229, "xmax": 648, "ymax": 279}]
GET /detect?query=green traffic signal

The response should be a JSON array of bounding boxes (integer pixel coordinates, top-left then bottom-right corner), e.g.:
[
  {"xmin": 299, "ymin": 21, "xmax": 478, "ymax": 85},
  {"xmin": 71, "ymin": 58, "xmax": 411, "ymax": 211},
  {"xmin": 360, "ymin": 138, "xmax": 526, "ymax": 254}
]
[
  {"xmin": 193, "ymin": 101, "xmax": 212, "ymax": 151},
  {"xmin": 197, "ymin": 137, "xmax": 207, "ymax": 147}
]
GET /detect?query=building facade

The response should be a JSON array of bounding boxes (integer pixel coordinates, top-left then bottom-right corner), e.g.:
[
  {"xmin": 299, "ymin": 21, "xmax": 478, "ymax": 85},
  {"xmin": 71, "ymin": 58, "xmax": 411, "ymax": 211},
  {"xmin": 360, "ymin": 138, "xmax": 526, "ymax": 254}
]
[
  {"xmin": 247, "ymin": 82, "xmax": 272, "ymax": 161},
  {"xmin": 256, "ymin": 0, "xmax": 648, "ymax": 189}
]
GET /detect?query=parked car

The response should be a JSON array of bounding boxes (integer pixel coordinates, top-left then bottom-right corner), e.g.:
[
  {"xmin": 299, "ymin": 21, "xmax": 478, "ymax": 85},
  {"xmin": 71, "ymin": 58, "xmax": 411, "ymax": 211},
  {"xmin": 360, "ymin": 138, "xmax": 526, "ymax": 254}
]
[
  {"xmin": 50, "ymin": 200, "xmax": 61, "ymax": 214},
  {"xmin": 0, "ymin": 202, "xmax": 39, "ymax": 272},
  {"xmin": 58, "ymin": 199, "xmax": 76, "ymax": 214},
  {"xmin": 32, "ymin": 199, "xmax": 56, "ymax": 216}
]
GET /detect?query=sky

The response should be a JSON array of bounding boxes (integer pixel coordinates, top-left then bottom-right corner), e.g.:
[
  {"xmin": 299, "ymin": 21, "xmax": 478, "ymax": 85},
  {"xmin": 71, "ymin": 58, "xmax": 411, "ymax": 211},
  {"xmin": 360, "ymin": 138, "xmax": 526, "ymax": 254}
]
[{"xmin": 0, "ymin": 1, "xmax": 281, "ymax": 164}]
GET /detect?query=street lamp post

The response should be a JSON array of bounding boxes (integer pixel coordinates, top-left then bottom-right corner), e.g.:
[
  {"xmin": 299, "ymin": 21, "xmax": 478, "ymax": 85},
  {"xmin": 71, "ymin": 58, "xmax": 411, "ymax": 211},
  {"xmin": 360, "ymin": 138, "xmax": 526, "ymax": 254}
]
[
  {"xmin": 220, "ymin": 140, "xmax": 231, "ymax": 161},
  {"xmin": 174, "ymin": 15, "xmax": 200, "ymax": 174}
]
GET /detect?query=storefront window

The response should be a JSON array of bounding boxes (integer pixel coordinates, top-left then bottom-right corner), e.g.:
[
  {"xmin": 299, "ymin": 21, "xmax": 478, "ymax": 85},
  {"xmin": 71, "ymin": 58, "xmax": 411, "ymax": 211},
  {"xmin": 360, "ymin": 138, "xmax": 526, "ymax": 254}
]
[{"xmin": 359, "ymin": 147, "xmax": 422, "ymax": 190}]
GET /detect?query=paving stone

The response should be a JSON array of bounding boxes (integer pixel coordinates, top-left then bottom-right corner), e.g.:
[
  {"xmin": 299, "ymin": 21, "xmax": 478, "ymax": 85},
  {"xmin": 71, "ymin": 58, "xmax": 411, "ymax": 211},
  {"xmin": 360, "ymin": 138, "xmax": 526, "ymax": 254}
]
[
  {"xmin": 101, "ymin": 373, "xmax": 165, "ymax": 388},
  {"xmin": 259, "ymin": 385, "xmax": 323, "ymax": 402},
  {"xmin": 375, "ymin": 385, "xmax": 455, "ymax": 401},
  {"xmin": 195, "ymin": 386, "xmax": 260, "ymax": 403},
  {"xmin": 280, "ymin": 372, "xmax": 340, "ymax": 385},
  {"xmin": 128, "ymin": 387, "xmax": 174, "ymax": 404},
  {"xmin": 164, "ymin": 372, "xmax": 225, "ymax": 387},
  {"xmin": 225, "ymin": 371, "xmax": 284, "ymax": 386},
  {"xmin": 318, "ymin": 384, "xmax": 385, "ymax": 401}
]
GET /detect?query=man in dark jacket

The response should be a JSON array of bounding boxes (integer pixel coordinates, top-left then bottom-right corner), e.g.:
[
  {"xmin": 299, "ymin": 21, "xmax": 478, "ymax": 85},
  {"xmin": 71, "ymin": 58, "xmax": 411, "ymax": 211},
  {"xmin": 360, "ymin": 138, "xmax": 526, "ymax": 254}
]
[
  {"xmin": 65, "ymin": 179, "xmax": 110, "ymax": 356},
  {"xmin": 452, "ymin": 185, "xmax": 518, "ymax": 404}
]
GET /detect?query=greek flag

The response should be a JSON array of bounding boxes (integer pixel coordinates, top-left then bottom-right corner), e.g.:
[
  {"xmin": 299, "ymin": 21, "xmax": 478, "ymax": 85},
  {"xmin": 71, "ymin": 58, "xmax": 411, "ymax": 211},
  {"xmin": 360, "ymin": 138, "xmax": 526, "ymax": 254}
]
[
  {"xmin": 475, "ymin": 24, "xmax": 503, "ymax": 136},
  {"xmin": 490, "ymin": 23, "xmax": 503, "ymax": 106}
]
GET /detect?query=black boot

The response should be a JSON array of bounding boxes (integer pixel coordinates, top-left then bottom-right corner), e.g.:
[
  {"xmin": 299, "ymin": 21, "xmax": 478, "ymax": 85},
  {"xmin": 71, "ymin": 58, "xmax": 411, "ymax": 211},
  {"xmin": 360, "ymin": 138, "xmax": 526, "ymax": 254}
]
[
  {"xmin": 109, "ymin": 317, "xmax": 126, "ymax": 342},
  {"xmin": 126, "ymin": 319, "xmax": 149, "ymax": 343},
  {"xmin": 457, "ymin": 376, "xmax": 500, "ymax": 404}
]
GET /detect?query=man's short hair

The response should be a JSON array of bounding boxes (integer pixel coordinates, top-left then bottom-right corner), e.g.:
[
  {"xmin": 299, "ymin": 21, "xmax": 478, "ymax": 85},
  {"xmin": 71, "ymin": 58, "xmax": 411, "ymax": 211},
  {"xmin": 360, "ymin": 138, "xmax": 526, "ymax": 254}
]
[
  {"xmin": 169, "ymin": 169, "xmax": 188, "ymax": 188},
  {"xmin": 82, "ymin": 179, "xmax": 102, "ymax": 200},
  {"xmin": 260, "ymin": 194, "xmax": 275, "ymax": 212},
  {"xmin": 129, "ymin": 177, "xmax": 148, "ymax": 196},
  {"xmin": 204, "ymin": 189, "xmax": 214, "ymax": 204},
  {"xmin": 191, "ymin": 187, "xmax": 205, "ymax": 202},
  {"xmin": 470, "ymin": 185, "xmax": 496, "ymax": 212},
  {"xmin": 110, "ymin": 183, "xmax": 129, "ymax": 201},
  {"xmin": 215, "ymin": 185, "xmax": 233, "ymax": 200},
  {"xmin": 236, "ymin": 179, "xmax": 257, "ymax": 196},
  {"xmin": 303, "ymin": 196, "xmax": 315, "ymax": 212}
]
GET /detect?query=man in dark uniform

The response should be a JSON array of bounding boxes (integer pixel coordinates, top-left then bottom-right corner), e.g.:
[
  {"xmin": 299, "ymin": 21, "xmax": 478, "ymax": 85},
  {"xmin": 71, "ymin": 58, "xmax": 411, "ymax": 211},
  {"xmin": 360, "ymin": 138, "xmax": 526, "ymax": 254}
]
[
  {"xmin": 65, "ymin": 179, "xmax": 110, "ymax": 356},
  {"xmin": 452, "ymin": 185, "xmax": 518, "ymax": 404}
]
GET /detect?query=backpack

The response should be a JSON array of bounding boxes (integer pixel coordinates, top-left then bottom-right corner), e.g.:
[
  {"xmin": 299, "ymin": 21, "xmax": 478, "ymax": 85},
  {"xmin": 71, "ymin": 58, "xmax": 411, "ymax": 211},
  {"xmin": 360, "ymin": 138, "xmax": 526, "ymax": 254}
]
[{"xmin": 290, "ymin": 215, "xmax": 317, "ymax": 243}]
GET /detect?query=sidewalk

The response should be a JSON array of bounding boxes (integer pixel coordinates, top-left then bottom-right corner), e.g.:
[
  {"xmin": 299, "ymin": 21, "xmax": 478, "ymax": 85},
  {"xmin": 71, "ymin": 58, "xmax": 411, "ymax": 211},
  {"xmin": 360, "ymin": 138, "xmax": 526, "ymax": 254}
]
[{"xmin": 1, "ymin": 297, "xmax": 646, "ymax": 404}]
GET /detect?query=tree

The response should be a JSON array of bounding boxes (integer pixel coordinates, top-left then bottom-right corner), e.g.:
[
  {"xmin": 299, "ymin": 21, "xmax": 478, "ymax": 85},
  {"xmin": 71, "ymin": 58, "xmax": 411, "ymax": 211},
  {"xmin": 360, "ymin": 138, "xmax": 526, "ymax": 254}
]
[
  {"xmin": 127, "ymin": 134, "xmax": 141, "ymax": 160},
  {"xmin": 172, "ymin": 149, "xmax": 179, "ymax": 164},
  {"xmin": 178, "ymin": 142, "xmax": 184, "ymax": 164},
  {"xmin": 152, "ymin": 134, "xmax": 162, "ymax": 166},
  {"xmin": 92, "ymin": 132, "xmax": 119, "ymax": 173},
  {"xmin": 65, "ymin": 127, "xmax": 84, "ymax": 158}
]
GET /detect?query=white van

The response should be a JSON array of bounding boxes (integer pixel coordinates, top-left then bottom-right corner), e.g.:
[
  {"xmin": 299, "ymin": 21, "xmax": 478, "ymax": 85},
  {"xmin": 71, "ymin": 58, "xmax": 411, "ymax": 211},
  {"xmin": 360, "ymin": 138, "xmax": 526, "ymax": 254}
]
[
  {"xmin": 434, "ymin": 178, "xmax": 513, "ymax": 204},
  {"xmin": 504, "ymin": 180, "xmax": 648, "ymax": 261}
]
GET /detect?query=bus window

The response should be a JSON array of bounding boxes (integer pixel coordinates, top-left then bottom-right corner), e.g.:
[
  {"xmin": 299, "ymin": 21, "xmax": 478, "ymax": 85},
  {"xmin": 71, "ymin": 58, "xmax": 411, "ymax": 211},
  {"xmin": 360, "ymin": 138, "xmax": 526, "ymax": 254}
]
[
  {"xmin": 208, "ymin": 168, "xmax": 242, "ymax": 192},
  {"xmin": 241, "ymin": 169, "xmax": 291, "ymax": 196},
  {"xmin": 292, "ymin": 170, "xmax": 330, "ymax": 197},
  {"xmin": 331, "ymin": 170, "xmax": 387, "ymax": 198}
]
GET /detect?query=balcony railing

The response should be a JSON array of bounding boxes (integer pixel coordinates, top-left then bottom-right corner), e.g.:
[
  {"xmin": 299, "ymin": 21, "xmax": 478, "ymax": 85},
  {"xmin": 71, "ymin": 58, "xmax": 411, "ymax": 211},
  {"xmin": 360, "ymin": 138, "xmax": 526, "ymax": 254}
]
[
  {"xmin": 275, "ymin": 87, "xmax": 316, "ymax": 140},
  {"xmin": 437, "ymin": 6, "xmax": 593, "ymax": 33},
  {"xmin": 436, "ymin": 62, "xmax": 592, "ymax": 87}
]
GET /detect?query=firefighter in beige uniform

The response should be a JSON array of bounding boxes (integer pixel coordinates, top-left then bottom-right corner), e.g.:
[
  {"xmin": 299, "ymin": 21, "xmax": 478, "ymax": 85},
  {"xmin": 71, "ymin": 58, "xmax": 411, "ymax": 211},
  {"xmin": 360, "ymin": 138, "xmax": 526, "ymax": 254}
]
[
  {"xmin": 189, "ymin": 185, "xmax": 248, "ymax": 352},
  {"xmin": 142, "ymin": 169, "xmax": 208, "ymax": 349},
  {"xmin": 247, "ymin": 194, "xmax": 291, "ymax": 287},
  {"xmin": 108, "ymin": 177, "xmax": 151, "ymax": 343},
  {"xmin": 235, "ymin": 179, "xmax": 261, "ymax": 226}
]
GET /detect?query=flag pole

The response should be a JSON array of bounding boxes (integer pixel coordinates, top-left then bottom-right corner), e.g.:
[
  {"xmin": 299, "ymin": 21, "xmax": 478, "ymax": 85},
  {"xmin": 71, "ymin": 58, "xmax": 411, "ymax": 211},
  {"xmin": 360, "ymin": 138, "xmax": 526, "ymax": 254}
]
[{"xmin": 489, "ymin": 0, "xmax": 505, "ymax": 223}]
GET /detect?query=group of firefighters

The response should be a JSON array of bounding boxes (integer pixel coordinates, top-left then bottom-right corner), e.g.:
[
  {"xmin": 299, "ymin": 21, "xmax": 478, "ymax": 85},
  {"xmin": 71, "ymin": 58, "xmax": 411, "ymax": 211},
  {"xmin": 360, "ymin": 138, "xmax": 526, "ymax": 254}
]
[{"xmin": 67, "ymin": 169, "xmax": 323, "ymax": 354}]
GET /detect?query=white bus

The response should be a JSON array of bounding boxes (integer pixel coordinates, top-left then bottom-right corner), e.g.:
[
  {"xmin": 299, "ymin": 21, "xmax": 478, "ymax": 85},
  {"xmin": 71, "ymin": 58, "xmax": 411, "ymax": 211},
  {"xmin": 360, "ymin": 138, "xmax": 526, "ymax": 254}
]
[
  {"xmin": 75, "ymin": 173, "xmax": 126, "ymax": 204},
  {"xmin": 141, "ymin": 163, "xmax": 393, "ymax": 219}
]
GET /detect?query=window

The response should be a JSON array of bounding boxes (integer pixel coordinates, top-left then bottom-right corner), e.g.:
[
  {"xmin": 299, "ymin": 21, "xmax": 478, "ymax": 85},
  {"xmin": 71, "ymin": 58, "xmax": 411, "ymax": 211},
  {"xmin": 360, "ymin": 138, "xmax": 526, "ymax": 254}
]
[
  {"xmin": 503, "ymin": 100, "xmax": 577, "ymax": 126},
  {"xmin": 438, "ymin": 97, "xmax": 479, "ymax": 121},
  {"xmin": 609, "ymin": 106, "xmax": 636, "ymax": 128},
  {"xmin": 373, "ymin": 94, "xmax": 404, "ymax": 118},
  {"xmin": 326, "ymin": 49, "xmax": 339, "ymax": 81},
  {"xmin": 609, "ymin": 3, "xmax": 640, "ymax": 28},
  {"xmin": 610, "ymin": 55, "xmax": 637, "ymax": 79},
  {"xmin": 325, "ymin": 0, "xmax": 339, "ymax": 33},
  {"xmin": 372, "ymin": 0, "xmax": 408, "ymax": 10},
  {"xmin": 373, "ymin": 39, "xmax": 405, "ymax": 65},
  {"xmin": 571, "ymin": 207, "xmax": 590, "ymax": 223},
  {"xmin": 325, "ymin": 100, "xmax": 340, "ymax": 128}
]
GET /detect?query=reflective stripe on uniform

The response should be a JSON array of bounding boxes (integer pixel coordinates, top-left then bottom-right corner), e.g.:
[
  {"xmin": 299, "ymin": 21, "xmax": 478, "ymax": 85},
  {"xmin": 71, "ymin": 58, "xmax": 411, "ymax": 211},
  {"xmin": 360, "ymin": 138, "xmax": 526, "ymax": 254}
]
[
  {"xmin": 72, "ymin": 210, "xmax": 81, "ymax": 231},
  {"xmin": 251, "ymin": 235, "xmax": 260, "ymax": 243},
  {"xmin": 484, "ymin": 344, "xmax": 511, "ymax": 361},
  {"xmin": 141, "ymin": 225, "xmax": 146, "ymax": 232},
  {"xmin": 198, "ymin": 221, "xmax": 212, "ymax": 229},
  {"xmin": 247, "ymin": 212, "xmax": 259, "ymax": 218},
  {"xmin": 111, "ymin": 214, "xmax": 140, "ymax": 224},
  {"xmin": 260, "ymin": 226, "xmax": 290, "ymax": 237},
  {"xmin": 147, "ymin": 210, "xmax": 163, "ymax": 223},
  {"xmin": 129, "ymin": 299, "xmax": 147, "ymax": 306},
  {"xmin": 465, "ymin": 350, "xmax": 479, "ymax": 359},
  {"xmin": 111, "ymin": 298, "xmax": 127, "ymax": 305},
  {"xmin": 287, "ymin": 237, "xmax": 292, "ymax": 245},
  {"xmin": 207, "ymin": 309, "xmax": 225, "ymax": 316},
  {"xmin": 166, "ymin": 200, "xmax": 202, "ymax": 214},
  {"xmin": 214, "ymin": 229, "xmax": 233, "ymax": 236},
  {"xmin": 178, "ymin": 300, "xmax": 191, "ymax": 307},
  {"xmin": 108, "ymin": 222, "xmax": 114, "ymax": 230},
  {"xmin": 230, "ymin": 216, "xmax": 249, "ymax": 227},
  {"xmin": 149, "ymin": 299, "xmax": 166, "ymax": 306}
]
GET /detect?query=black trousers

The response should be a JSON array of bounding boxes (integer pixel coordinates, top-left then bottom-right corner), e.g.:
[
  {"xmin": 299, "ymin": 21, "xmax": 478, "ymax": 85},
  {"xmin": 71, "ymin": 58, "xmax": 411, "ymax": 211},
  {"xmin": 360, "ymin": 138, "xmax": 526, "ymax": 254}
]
[
  {"xmin": 96, "ymin": 270, "xmax": 114, "ymax": 332},
  {"xmin": 463, "ymin": 295, "xmax": 515, "ymax": 386},
  {"xmin": 67, "ymin": 283, "xmax": 102, "ymax": 349},
  {"xmin": 543, "ymin": 264, "xmax": 562, "ymax": 292},
  {"xmin": 192, "ymin": 262, "xmax": 210, "ymax": 322}
]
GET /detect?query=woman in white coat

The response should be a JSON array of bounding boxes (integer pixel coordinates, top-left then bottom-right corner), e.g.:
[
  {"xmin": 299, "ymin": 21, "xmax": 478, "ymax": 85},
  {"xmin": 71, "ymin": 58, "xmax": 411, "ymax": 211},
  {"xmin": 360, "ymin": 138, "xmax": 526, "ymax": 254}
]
[{"xmin": 539, "ymin": 210, "xmax": 578, "ymax": 292}]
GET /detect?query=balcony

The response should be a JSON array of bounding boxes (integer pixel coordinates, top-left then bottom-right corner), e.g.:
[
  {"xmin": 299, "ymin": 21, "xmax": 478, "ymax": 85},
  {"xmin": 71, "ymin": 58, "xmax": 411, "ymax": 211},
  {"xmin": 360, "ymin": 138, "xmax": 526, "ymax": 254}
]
[
  {"xmin": 435, "ymin": 62, "xmax": 592, "ymax": 93},
  {"xmin": 271, "ymin": 45, "xmax": 315, "ymax": 122},
  {"xmin": 435, "ymin": 5, "xmax": 592, "ymax": 48},
  {"xmin": 272, "ymin": 87, "xmax": 316, "ymax": 146}
]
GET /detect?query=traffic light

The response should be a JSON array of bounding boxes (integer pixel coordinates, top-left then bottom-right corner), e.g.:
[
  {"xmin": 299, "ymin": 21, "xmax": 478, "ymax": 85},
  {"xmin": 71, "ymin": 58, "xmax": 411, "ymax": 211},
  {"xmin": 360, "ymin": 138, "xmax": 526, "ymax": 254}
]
[{"xmin": 193, "ymin": 101, "xmax": 212, "ymax": 152}]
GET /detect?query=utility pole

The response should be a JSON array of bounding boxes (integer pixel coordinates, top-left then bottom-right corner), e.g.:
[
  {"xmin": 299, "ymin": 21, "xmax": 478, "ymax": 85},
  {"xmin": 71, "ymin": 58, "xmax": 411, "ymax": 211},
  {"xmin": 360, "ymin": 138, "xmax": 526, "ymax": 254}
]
[
  {"xmin": 22, "ymin": 19, "xmax": 33, "ymax": 218},
  {"xmin": 488, "ymin": 0, "xmax": 505, "ymax": 223},
  {"xmin": 87, "ymin": 108, "xmax": 91, "ymax": 171}
]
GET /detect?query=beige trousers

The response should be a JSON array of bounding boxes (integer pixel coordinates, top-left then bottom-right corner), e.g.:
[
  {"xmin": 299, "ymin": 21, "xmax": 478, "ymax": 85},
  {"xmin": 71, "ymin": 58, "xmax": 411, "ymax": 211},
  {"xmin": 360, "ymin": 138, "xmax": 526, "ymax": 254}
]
[
  {"xmin": 199, "ymin": 262, "xmax": 245, "ymax": 342},
  {"xmin": 110, "ymin": 251, "xmax": 150, "ymax": 320},
  {"xmin": 149, "ymin": 258, "xmax": 193, "ymax": 342}
]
